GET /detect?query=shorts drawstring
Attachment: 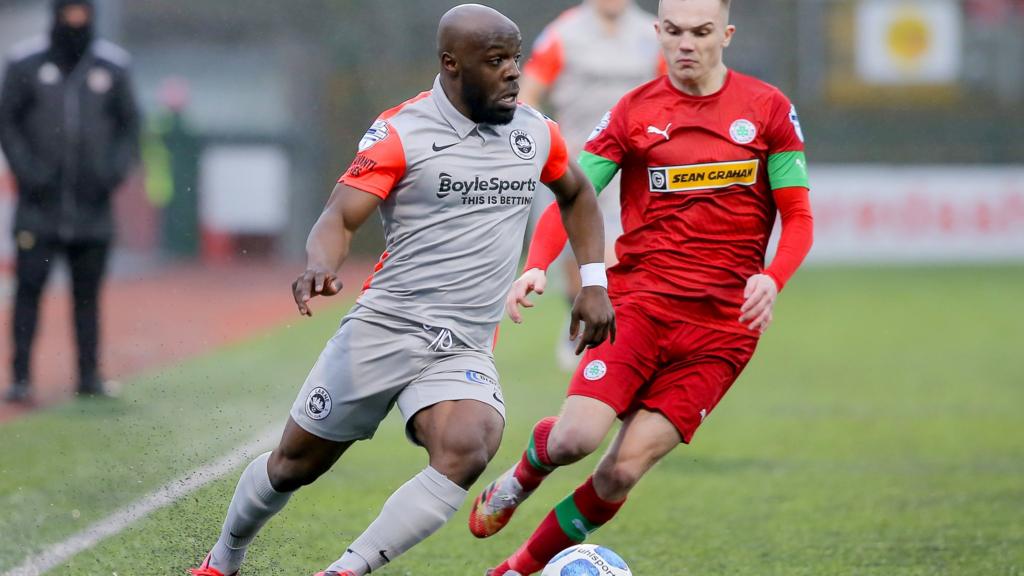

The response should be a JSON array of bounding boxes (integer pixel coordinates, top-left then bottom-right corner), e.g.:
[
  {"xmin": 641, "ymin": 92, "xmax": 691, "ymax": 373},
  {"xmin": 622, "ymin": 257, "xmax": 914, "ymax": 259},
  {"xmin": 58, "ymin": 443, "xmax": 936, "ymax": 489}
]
[{"xmin": 425, "ymin": 326, "xmax": 455, "ymax": 351}]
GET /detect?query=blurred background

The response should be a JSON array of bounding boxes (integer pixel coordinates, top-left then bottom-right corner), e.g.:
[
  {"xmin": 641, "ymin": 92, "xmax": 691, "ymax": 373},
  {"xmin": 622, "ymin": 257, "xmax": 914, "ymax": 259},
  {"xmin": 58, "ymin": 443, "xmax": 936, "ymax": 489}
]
[
  {"xmin": 0, "ymin": 1, "xmax": 1022, "ymax": 574},
  {"xmin": 1, "ymin": 0, "xmax": 1022, "ymax": 270}
]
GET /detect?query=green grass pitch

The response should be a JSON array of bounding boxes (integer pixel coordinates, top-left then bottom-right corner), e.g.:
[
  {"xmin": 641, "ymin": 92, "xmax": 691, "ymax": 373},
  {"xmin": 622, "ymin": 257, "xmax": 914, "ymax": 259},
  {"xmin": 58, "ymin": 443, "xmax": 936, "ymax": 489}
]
[{"xmin": 1, "ymin": 266, "xmax": 1021, "ymax": 575}]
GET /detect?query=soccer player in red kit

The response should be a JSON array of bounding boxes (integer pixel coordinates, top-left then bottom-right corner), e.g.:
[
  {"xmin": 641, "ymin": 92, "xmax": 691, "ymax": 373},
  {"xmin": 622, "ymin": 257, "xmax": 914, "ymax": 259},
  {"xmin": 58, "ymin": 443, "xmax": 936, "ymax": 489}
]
[{"xmin": 468, "ymin": 0, "xmax": 814, "ymax": 574}]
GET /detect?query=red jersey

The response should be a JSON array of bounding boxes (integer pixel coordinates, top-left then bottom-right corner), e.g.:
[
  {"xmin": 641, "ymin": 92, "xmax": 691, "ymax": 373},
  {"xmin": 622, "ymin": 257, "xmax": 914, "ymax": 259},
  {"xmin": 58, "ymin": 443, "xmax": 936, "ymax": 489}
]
[{"xmin": 583, "ymin": 70, "xmax": 809, "ymax": 334}]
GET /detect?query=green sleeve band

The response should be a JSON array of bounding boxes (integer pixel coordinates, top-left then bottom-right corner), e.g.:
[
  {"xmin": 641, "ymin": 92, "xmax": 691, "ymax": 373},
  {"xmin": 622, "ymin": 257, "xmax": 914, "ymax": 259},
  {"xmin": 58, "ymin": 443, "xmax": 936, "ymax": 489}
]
[
  {"xmin": 768, "ymin": 151, "xmax": 810, "ymax": 190},
  {"xmin": 554, "ymin": 493, "xmax": 599, "ymax": 542},
  {"xmin": 577, "ymin": 151, "xmax": 620, "ymax": 195}
]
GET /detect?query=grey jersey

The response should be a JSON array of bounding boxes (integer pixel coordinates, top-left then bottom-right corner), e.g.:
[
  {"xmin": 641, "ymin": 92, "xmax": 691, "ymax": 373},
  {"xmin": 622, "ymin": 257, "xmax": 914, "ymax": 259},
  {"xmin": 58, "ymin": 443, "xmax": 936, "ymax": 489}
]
[
  {"xmin": 339, "ymin": 76, "xmax": 568, "ymax": 351},
  {"xmin": 525, "ymin": 3, "xmax": 662, "ymax": 155}
]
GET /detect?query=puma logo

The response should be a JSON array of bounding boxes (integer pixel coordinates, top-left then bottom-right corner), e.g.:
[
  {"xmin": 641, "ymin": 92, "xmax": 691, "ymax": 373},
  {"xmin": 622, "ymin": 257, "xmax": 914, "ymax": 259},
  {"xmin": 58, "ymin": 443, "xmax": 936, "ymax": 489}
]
[{"xmin": 647, "ymin": 123, "xmax": 672, "ymax": 141}]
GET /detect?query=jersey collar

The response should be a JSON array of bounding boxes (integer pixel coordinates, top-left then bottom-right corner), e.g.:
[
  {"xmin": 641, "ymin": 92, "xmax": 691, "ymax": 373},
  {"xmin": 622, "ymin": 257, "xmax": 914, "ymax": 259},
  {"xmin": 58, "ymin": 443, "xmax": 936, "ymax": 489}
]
[{"xmin": 432, "ymin": 75, "xmax": 478, "ymax": 140}]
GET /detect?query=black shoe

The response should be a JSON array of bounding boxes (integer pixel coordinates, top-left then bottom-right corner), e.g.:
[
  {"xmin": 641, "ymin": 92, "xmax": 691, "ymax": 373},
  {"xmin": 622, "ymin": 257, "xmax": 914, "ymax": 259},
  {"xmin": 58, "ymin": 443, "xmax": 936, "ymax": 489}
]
[
  {"xmin": 76, "ymin": 378, "xmax": 117, "ymax": 398},
  {"xmin": 5, "ymin": 381, "xmax": 32, "ymax": 403}
]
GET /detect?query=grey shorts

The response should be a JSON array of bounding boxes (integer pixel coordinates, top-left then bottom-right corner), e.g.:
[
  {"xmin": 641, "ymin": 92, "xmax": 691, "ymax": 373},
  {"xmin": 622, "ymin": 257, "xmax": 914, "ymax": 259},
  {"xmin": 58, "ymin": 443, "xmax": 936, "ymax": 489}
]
[{"xmin": 290, "ymin": 305, "xmax": 506, "ymax": 444}]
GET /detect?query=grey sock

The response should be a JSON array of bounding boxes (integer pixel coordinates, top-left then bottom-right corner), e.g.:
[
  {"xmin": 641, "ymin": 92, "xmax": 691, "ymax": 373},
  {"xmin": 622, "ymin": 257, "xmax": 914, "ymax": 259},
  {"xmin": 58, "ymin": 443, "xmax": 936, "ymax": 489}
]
[
  {"xmin": 326, "ymin": 466, "xmax": 467, "ymax": 574},
  {"xmin": 208, "ymin": 452, "xmax": 293, "ymax": 574}
]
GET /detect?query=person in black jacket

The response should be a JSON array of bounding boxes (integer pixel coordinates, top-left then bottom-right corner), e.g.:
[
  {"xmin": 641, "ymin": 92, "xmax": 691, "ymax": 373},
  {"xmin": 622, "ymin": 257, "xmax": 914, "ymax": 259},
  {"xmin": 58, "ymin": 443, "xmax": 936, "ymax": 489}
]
[{"xmin": 0, "ymin": 0, "xmax": 140, "ymax": 402}]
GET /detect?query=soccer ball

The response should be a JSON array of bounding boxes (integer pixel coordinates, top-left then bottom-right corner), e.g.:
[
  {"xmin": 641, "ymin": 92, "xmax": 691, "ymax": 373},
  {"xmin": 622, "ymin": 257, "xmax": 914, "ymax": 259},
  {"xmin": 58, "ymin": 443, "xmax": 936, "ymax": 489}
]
[{"xmin": 541, "ymin": 544, "xmax": 632, "ymax": 576}]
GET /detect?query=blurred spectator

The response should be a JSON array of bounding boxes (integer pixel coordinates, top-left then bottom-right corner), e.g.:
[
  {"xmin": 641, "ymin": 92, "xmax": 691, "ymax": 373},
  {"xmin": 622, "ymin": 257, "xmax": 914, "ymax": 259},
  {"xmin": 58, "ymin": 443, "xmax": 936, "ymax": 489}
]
[
  {"xmin": 519, "ymin": 0, "xmax": 663, "ymax": 371},
  {"xmin": 146, "ymin": 76, "xmax": 200, "ymax": 259},
  {"xmin": 0, "ymin": 0, "xmax": 140, "ymax": 402}
]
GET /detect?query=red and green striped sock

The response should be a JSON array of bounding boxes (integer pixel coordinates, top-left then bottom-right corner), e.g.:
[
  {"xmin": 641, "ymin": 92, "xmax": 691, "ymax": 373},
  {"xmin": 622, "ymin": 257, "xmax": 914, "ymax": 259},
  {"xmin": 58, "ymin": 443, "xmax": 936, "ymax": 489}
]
[
  {"xmin": 503, "ymin": 476, "xmax": 625, "ymax": 575},
  {"xmin": 513, "ymin": 417, "xmax": 558, "ymax": 491}
]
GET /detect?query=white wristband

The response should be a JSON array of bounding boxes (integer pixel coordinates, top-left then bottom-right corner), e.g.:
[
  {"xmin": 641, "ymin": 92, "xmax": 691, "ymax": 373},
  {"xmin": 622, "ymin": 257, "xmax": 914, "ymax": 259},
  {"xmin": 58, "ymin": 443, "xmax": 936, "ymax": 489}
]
[{"xmin": 579, "ymin": 263, "xmax": 608, "ymax": 289}]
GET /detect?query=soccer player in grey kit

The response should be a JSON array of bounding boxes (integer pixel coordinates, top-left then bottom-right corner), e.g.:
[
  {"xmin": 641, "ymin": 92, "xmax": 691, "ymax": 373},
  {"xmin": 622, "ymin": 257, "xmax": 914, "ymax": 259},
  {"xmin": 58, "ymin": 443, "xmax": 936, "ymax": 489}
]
[{"xmin": 189, "ymin": 5, "xmax": 615, "ymax": 576}]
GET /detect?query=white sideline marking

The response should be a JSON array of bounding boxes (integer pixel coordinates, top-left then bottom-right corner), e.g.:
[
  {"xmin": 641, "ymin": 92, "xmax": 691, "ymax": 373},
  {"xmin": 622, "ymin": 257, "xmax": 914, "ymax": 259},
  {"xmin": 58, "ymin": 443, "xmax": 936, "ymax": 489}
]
[{"xmin": 2, "ymin": 427, "xmax": 281, "ymax": 576}]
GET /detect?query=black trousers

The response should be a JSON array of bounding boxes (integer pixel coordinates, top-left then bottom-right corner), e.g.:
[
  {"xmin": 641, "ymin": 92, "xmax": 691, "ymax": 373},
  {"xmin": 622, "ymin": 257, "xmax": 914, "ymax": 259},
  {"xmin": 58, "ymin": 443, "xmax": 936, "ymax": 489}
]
[{"xmin": 12, "ymin": 236, "xmax": 110, "ymax": 388}]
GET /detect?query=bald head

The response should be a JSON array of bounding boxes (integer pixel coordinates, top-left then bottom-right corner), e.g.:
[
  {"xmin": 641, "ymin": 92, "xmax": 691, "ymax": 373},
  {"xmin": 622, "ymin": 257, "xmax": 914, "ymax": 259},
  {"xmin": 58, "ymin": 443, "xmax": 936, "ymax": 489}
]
[
  {"xmin": 437, "ymin": 4, "xmax": 520, "ymax": 58},
  {"xmin": 435, "ymin": 4, "xmax": 523, "ymax": 126}
]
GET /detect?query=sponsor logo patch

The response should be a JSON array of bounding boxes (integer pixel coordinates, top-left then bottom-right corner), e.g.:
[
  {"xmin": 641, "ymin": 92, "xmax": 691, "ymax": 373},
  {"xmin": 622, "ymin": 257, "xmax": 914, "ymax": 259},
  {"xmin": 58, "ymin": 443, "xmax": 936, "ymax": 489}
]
[
  {"xmin": 437, "ymin": 172, "xmax": 536, "ymax": 200},
  {"xmin": 587, "ymin": 111, "xmax": 612, "ymax": 142},
  {"xmin": 346, "ymin": 154, "xmax": 377, "ymax": 177},
  {"xmin": 38, "ymin": 62, "xmax": 61, "ymax": 85},
  {"xmin": 509, "ymin": 129, "xmax": 536, "ymax": 160},
  {"xmin": 647, "ymin": 123, "xmax": 672, "ymax": 141},
  {"xmin": 465, "ymin": 370, "xmax": 498, "ymax": 387},
  {"xmin": 789, "ymin": 104, "xmax": 805, "ymax": 143},
  {"xmin": 87, "ymin": 68, "xmax": 113, "ymax": 94},
  {"xmin": 648, "ymin": 159, "xmax": 759, "ymax": 193},
  {"xmin": 729, "ymin": 118, "xmax": 758, "ymax": 144},
  {"xmin": 358, "ymin": 120, "xmax": 389, "ymax": 152},
  {"xmin": 466, "ymin": 371, "xmax": 504, "ymax": 405},
  {"xmin": 583, "ymin": 360, "xmax": 607, "ymax": 381},
  {"xmin": 305, "ymin": 387, "xmax": 332, "ymax": 421}
]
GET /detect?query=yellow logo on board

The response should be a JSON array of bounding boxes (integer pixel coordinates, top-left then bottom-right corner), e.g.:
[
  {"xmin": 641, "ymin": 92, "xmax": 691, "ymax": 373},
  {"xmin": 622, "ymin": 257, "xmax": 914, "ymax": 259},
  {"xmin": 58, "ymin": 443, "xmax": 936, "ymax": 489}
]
[{"xmin": 648, "ymin": 159, "xmax": 759, "ymax": 193}]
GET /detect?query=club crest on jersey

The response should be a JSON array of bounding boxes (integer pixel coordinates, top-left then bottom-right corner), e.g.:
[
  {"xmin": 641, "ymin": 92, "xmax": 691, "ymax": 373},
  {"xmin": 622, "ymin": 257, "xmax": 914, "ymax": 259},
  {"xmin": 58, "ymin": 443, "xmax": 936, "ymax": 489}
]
[
  {"xmin": 583, "ymin": 360, "xmax": 607, "ymax": 381},
  {"xmin": 358, "ymin": 120, "xmax": 389, "ymax": 152},
  {"xmin": 305, "ymin": 387, "xmax": 332, "ymax": 421},
  {"xmin": 729, "ymin": 119, "xmax": 757, "ymax": 144},
  {"xmin": 648, "ymin": 159, "xmax": 759, "ymax": 193},
  {"xmin": 789, "ymin": 105, "xmax": 805, "ymax": 143},
  {"xmin": 510, "ymin": 129, "xmax": 536, "ymax": 160},
  {"xmin": 587, "ymin": 111, "xmax": 612, "ymax": 142},
  {"xmin": 87, "ymin": 68, "xmax": 113, "ymax": 94},
  {"xmin": 38, "ymin": 62, "xmax": 61, "ymax": 85}
]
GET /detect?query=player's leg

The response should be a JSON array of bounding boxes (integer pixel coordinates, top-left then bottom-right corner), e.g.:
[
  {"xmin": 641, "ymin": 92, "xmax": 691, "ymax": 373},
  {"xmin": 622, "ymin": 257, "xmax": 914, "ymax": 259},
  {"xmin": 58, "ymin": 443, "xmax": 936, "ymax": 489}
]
[
  {"xmin": 198, "ymin": 420, "xmax": 353, "ymax": 576},
  {"xmin": 325, "ymin": 361, "xmax": 506, "ymax": 575},
  {"xmin": 490, "ymin": 324, "xmax": 760, "ymax": 573},
  {"xmin": 469, "ymin": 395, "xmax": 617, "ymax": 537},
  {"xmin": 490, "ymin": 410, "xmax": 680, "ymax": 576},
  {"xmin": 7, "ymin": 234, "xmax": 55, "ymax": 402},
  {"xmin": 470, "ymin": 302, "xmax": 660, "ymax": 538},
  {"xmin": 65, "ymin": 240, "xmax": 109, "ymax": 394},
  {"xmin": 195, "ymin": 309, "xmax": 415, "ymax": 576}
]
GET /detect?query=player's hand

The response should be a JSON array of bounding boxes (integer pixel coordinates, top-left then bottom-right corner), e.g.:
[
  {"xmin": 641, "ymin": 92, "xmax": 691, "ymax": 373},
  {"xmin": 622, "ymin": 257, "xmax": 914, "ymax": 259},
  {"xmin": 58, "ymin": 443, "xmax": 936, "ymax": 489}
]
[
  {"xmin": 739, "ymin": 273, "xmax": 778, "ymax": 334},
  {"xmin": 292, "ymin": 267, "xmax": 343, "ymax": 317},
  {"xmin": 569, "ymin": 286, "xmax": 616, "ymax": 355},
  {"xmin": 505, "ymin": 268, "xmax": 548, "ymax": 323}
]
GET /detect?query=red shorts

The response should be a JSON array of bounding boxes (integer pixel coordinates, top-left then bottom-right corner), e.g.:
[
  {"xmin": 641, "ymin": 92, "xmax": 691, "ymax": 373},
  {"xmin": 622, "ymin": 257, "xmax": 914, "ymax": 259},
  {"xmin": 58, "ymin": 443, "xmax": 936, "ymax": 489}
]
[{"xmin": 568, "ymin": 300, "xmax": 759, "ymax": 443}]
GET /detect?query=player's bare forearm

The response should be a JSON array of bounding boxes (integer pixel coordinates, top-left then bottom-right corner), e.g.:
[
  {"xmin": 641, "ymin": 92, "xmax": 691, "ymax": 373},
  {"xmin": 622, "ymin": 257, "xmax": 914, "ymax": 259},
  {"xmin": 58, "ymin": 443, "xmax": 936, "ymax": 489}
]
[
  {"xmin": 305, "ymin": 207, "xmax": 351, "ymax": 274},
  {"xmin": 548, "ymin": 161, "xmax": 605, "ymax": 266},
  {"xmin": 545, "ymin": 161, "xmax": 615, "ymax": 351},
  {"xmin": 293, "ymin": 184, "xmax": 381, "ymax": 316}
]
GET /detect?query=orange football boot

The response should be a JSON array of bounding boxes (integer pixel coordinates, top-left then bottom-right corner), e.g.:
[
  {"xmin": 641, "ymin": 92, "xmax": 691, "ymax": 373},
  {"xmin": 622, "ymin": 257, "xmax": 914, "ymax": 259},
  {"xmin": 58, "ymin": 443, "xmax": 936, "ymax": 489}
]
[
  {"xmin": 189, "ymin": 553, "xmax": 237, "ymax": 576},
  {"xmin": 469, "ymin": 466, "xmax": 532, "ymax": 538}
]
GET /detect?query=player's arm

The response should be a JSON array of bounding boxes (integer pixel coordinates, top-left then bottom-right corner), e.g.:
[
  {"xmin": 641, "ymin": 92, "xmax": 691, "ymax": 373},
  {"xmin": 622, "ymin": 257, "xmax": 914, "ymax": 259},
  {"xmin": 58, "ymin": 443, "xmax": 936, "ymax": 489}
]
[
  {"xmin": 293, "ymin": 117, "xmax": 404, "ymax": 316},
  {"xmin": 508, "ymin": 118, "xmax": 615, "ymax": 352},
  {"xmin": 546, "ymin": 160, "xmax": 616, "ymax": 353},
  {"xmin": 0, "ymin": 59, "xmax": 51, "ymax": 189},
  {"xmin": 739, "ymin": 97, "xmax": 814, "ymax": 333},
  {"xmin": 107, "ymin": 64, "xmax": 141, "ymax": 190},
  {"xmin": 292, "ymin": 184, "xmax": 382, "ymax": 317},
  {"xmin": 518, "ymin": 23, "xmax": 563, "ymax": 108},
  {"xmin": 739, "ymin": 185, "xmax": 813, "ymax": 333},
  {"xmin": 515, "ymin": 150, "xmax": 619, "ymax": 286}
]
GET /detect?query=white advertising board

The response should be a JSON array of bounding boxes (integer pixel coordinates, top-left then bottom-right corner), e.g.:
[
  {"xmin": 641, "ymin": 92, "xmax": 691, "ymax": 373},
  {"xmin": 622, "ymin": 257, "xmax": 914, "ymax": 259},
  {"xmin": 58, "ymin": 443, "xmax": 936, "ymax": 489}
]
[
  {"xmin": 805, "ymin": 165, "xmax": 1024, "ymax": 263},
  {"xmin": 199, "ymin": 145, "xmax": 290, "ymax": 234},
  {"xmin": 856, "ymin": 0, "xmax": 962, "ymax": 85}
]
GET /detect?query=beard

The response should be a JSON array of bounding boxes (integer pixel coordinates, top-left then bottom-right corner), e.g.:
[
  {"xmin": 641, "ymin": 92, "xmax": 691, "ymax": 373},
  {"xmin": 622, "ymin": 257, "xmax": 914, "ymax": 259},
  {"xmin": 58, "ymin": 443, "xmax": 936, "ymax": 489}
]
[{"xmin": 461, "ymin": 80, "xmax": 516, "ymax": 126}]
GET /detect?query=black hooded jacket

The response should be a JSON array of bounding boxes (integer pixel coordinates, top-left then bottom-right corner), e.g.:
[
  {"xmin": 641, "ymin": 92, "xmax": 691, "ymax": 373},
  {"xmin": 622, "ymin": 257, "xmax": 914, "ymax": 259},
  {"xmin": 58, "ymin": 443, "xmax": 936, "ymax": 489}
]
[{"xmin": 0, "ymin": 0, "xmax": 140, "ymax": 241}]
